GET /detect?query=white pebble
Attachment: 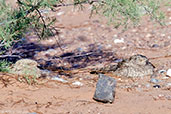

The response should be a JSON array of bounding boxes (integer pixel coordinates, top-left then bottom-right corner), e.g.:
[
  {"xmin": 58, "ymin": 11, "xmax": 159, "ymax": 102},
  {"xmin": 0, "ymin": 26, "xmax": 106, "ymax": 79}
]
[
  {"xmin": 166, "ymin": 69, "xmax": 171, "ymax": 77},
  {"xmin": 162, "ymin": 77, "xmax": 169, "ymax": 80},
  {"xmin": 160, "ymin": 34, "xmax": 165, "ymax": 37},
  {"xmin": 51, "ymin": 77, "xmax": 68, "ymax": 83},
  {"xmin": 122, "ymin": 46, "xmax": 126, "ymax": 50},
  {"xmin": 72, "ymin": 81, "xmax": 83, "ymax": 86},
  {"xmin": 146, "ymin": 33, "xmax": 152, "ymax": 38},
  {"xmin": 113, "ymin": 34, "xmax": 118, "ymax": 38},
  {"xmin": 57, "ymin": 11, "xmax": 65, "ymax": 16},
  {"xmin": 114, "ymin": 38, "xmax": 124, "ymax": 44}
]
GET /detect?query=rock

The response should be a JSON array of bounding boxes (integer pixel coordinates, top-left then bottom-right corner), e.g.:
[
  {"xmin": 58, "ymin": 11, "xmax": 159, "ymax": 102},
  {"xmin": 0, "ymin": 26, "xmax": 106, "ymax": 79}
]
[
  {"xmin": 165, "ymin": 95, "xmax": 171, "ymax": 100},
  {"xmin": 162, "ymin": 77, "xmax": 169, "ymax": 80},
  {"xmin": 114, "ymin": 54, "xmax": 155, "ymax": 78},
  {"xmin": 57, "ymin": 11, "xmax": 65, "ymax": 16},
  {"xmin": 93, "ymin": 74, "xmax": 116, "ymax": 103},
  {"xmin": 150, "ymin": 78, "xmax": 159, "ymax": 84},
  {"xmin": 11, "ymin": 59, "xmax": 41, "ymax": 78},
  {"xmin": 153, "ymin": 85, "xmax": 161, "ymax": 88},
  {"xmin": 113, "ymin": 58, "xmax": 123, "ymax": 63},
  {"xmin": 158, "ymin": 70, "xmax": 167, "ymax": 74},
  {"xmin": 151, "ymin": 44, "xmax": 159, "ymax": 48},
  {"xmin": 166, "ymin": 69, "xmax": 171, "ymax": 77},
  {"xmin": 40, "ymin": 69, "xmax": 54, "ymax": 78},
  {"xmin": 51, "ymin": 76, "xmax": 68, "ymax": 83},
  {"xmin": 114, "ymin": 38, "xmax": 124, "ymax": 44},
  {"xmin": 163, "ymin": 83, "xmax": 171, "ymax": 90},
  {"xmin": 72, "ymin": 81, "xmax": 83, "ymax": 86}
]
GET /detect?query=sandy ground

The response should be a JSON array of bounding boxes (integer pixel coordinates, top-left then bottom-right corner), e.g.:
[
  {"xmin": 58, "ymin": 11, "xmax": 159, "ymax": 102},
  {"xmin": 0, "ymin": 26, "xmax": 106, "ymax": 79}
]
[{"xmin": 0, "ymin": 1, "xmax": 171, "ymax": 114}]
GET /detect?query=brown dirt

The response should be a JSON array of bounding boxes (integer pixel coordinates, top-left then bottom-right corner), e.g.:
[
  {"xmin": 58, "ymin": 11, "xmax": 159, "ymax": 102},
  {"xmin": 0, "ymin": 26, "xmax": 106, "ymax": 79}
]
[{"xmin": 1, "ymin": 1, "xmax": 171, "ymax": 114}]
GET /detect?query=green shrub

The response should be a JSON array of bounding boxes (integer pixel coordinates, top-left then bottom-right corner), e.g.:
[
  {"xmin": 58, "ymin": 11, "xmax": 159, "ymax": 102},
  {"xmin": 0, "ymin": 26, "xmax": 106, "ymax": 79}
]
[
  {"xmin": 0, "ymin": 60, "xmax": 11, "ymax": 72},
  {"xmin": 0, "ymin": 0, "xmax": 58, "ymax": 50},
  {"xmin": 0, "ymin": 0, "xmax": 165, "ymax": 50},
  {"xmin": 90, "ymin": 0, "xmax": 165, "ymax": 28}
]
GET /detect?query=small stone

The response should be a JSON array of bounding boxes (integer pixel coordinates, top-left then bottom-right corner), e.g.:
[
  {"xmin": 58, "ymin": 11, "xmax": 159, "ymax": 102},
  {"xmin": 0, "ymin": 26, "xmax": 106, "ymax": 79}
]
[
  {"xmin": 151, "ymin": 44, "xmax": 159, "ymax": 48},
  {"xmin": 40, "ymin": 9, "xmax": 50, "ymax": 14},
  {"xmin": 158, "ymin": 94, "xmax": 165, "ymax": 100},
  {"xmin": 165, "ymin": 95, "xmax": 171, "ymax": 100},
  {"xmin": 145, "ymin": 84, "xmax": 151, "ymax": 88},
  {"xmin": 150, "ymin": 78, "xmax": 159, "ymax": 84},
  {"xmin": 162, "ymin": 77, "xmax": 169, "ymax": 80},
  {"xmin": 168, "ymin": 8, "xmax": 171, "ymax": 11},
  {"xmin": 158, "ymin": 70, "xmax": 167, "ymax": 74},
  {"xmin": 153, "ymin": 85, "xmax": 161, "ymax": 88},
  {"xmin": 51, "ymin": 76, "xmax": 68, "ymax": 83},
  {"xmin": 161, "ymin": 34, "xmax": 165, "ymax": 37},
  {"xmin": 72, "ymin": 81, "xmax": 83, "ymax": 86},
  {"xmin": 114, "ymin": 38, "xmax": 124, "ymax": 44},
  {"xmin": 113, "ymin": 34, "xmax": 118, "ymax": 38},
  {"xmin": 93, "ymin": 74, "xmax": 116, "ymax": 103},
  {"xmin": 153, "ymin": 96, "xmax": 159, "ymax": 100},
  {"xmin": 166, "ymin": 69, "xmax": 171, "ymax": 77},
  {"xmin": 146, "ymin": 34, "xmax": 152, "ymax": 38},
  {"xmin": 163, "ymin": 83, "xmax": 171, "ymax": 90},
  {"xmin": 77, "ymin": 47, "xmax": 83, "ymax": 52},
  {"xmin": 113, "ymin": 58, "xmax": 123, "ymax": 63},
  {"xmin": 57, "ymin": 11, "xmax": 65, "ymax": 16}
]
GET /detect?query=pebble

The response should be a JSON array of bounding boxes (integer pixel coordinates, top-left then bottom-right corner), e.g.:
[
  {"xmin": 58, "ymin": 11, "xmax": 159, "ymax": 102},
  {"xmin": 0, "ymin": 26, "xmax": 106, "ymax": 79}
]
[
  {"xmin": 76, "ymin": 47, "xmax": 83, "ymax": 52},
  {"xmin": 165, "ymin": 95, "xmax": 171, "ymax": 100},
  {"xmin": 41, "ymin": 69, "xmax": 52, "ymax": 77},
  {"xmin": 166, "ymin": 69, "xmax": 171, "ymax": 77},
  {"xmin": 57, "ymin": 11, "xmax": 65, "ymax": 16},
  {"xmin": 113, "ymin": 34, "xmax": 118, "ymax": 38},
  {"xmin": 146, "ymin": 33, "xmax": 152, "ymax": 38},
  {"xmin": 162, "ymin": 77, "xmax": 169, "ymax": 80},
  {"xmin": 51, "ymin": 76, "xmax": 68, "ymax": 83},
  {"xmin": 45, "ymin": 49, "xmax": 57, "ymax": 54},
  {"xmin": 40, "ymin": 9, "xmax": 50, "ymax": 14},
  {"xmin": 153, "ymin": 85, "xmax": 161, "ymax": 88},
  {"xmin": 160, "ymin": 34, "xmax": 166, "ymax": 37},
  {"xmin": 72, "ymin": 81, "xmax": 83, "ymax": 86},
  {"xmin": 168, "ymin": 8, "xmax": 171, "ymax": 11},
  {"xmin": 145, "ymin": 84, "xmax": 151, "ymax": 88},
  {"xmin": 151, "ymin": 44, "xmax": 159, "ymax": 48},
  {"xmin": 158, "ymin": 70, "xmax": 167, "ymax": 74},
  {"xmin": 150, "ymin": 78, "xmax": 159, "ymax": 84},
  {"xmin": 113, "ymin": 58, "xmax": 123, "ymax": 63},
  {"xmin": 114, "ymin": 38, "xmax": 124, "ymax": 44},
  {"xmin": 163, "ymin": 83, "xmax": 171, "ymax": 90}
]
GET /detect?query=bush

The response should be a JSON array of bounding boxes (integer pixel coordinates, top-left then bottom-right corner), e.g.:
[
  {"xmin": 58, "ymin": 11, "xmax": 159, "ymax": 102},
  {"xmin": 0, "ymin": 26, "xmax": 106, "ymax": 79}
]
[
  {"xmin": 0, "ymin": 0, "xmax": 165, "ymax": 51},
  {"xmin": 0, "ymin": 60, "xmax": 11, "ymax": 72}
]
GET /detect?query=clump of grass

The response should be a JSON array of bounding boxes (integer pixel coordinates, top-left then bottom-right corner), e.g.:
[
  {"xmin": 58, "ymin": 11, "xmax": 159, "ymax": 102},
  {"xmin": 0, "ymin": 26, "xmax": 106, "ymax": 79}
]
[
  {"xmin": 18, "ymin": 75, "xmax": 37, "ymax": 85},
  {"xmin": 0, "ymin": 60, "xmax": 11, "ymax": 72}
]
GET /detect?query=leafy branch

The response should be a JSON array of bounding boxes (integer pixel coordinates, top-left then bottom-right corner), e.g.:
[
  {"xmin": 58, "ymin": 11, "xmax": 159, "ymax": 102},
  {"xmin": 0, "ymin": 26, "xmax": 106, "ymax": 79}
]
[{"xmin": 0, "ymin": 0, "xmax": 166, "ymax": 52}]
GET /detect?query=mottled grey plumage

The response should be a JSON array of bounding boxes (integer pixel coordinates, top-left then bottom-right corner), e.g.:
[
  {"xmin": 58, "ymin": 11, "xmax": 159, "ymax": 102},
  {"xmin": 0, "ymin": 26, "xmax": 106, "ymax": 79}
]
[
  {"xmin": 114, "ymin": 54, "xmax": 155, "ymax": 77},
  {"xmin": 91, "ymin": 54, "xmax": 155, "ymax": 78}
]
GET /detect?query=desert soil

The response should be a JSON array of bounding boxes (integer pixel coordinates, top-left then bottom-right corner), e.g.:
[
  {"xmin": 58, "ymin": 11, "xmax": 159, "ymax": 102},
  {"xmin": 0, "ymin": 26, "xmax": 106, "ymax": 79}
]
[{"xmin": 0, "ymin": 1, "xmax": 171, "ymax": 114}]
